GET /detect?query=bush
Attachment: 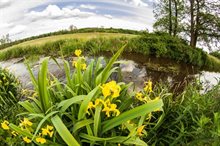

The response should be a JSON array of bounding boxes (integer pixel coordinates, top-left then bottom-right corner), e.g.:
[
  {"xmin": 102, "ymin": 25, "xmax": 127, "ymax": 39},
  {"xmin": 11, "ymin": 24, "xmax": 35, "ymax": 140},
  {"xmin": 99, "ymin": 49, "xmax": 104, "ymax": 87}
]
[
  {"xmin": 0, "ymin": 68, "xmax": 20, "ymax": 118},
  {"xmin": 210, "ymin": 51, "xmax": 220, "ymax": 60},
  {"xmin": 0, "ymin": 68, "xmax": 22, "ymax": 145}
]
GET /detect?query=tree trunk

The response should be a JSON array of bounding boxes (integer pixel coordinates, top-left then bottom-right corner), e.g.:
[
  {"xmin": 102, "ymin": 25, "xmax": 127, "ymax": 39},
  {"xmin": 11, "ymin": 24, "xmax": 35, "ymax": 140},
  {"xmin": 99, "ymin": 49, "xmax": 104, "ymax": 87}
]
[
  {"xmin": 193, "ymin": 0, "xmax": 200, "ymax": 47},
  {"xmin": 190, "ymin": 0, "xmax": 196, "ymax": 47},
  {"xmin": 169, "ymin": 0, "xmax": 173, "ymax": 35},
  {"xmin": 173, "ymin": 0, "xmax": 178, "ymax": 36}
]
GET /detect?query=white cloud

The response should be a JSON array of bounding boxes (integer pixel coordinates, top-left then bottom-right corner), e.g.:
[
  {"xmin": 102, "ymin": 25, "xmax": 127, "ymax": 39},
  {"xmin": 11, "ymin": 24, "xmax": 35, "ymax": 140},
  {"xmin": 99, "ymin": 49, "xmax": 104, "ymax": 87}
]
[
  {"xmin": 0, "ymin": 0, "xmax": 11, "ymax": 8},
  {"xmin": 12, "ymin": 14, "xmax": 151, "ymax": 40},
  {"xmin": 8, "ymin": 25, "xmax": 26, "ymax": 36},
  {"xmin": 104, "ymin": 14, "xmax": 113, "ymax": 19},
  {"xmin": 26, "ymin": 5, "xmax": 95, "ymax": 21},
  {"xmin": 0, "ymin": 1, "xmax": 155, "ymax": 40},
  {"xmin": 124, "ymin": 0, "xmax": 148, "ymax": 7},
  {"xmin": 80, "ymin": 4, "xmax": 96, "ymax": 10},
  {"xmin": 0, "ymin": 22, "xmax": 13, "ymax": 28}
]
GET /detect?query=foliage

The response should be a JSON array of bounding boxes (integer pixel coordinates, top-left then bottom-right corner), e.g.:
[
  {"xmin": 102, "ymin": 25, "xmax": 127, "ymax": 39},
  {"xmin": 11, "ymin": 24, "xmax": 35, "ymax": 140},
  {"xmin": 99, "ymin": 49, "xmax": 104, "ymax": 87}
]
[
  {"xmin": 153, "ymin": 0, "xmax": 184, "ymax": 36},
  {"xmin": 0, "ymin": 34, "xmax": 11, "ymax": 45},
  {"xmin": 146, "ymin": 81, "xmax": 220, "ymax": 145},
  {"xmin": 2, "ymin": 47, "xmax": 164, "ymax": 145},
  {"xmin": 0, "ymin": 68, "xmax": 22, "ymax": 145},
  {"xmin": 153, "ymin": 0, "xmax": 220, "ymax": 49},
  {"xmin": 0, "ymin": 67, "xmax": 20, "ymax": 118},
  {"xmin": 210, "ymin": 51, "xmax": 220, "ymax": 60}
]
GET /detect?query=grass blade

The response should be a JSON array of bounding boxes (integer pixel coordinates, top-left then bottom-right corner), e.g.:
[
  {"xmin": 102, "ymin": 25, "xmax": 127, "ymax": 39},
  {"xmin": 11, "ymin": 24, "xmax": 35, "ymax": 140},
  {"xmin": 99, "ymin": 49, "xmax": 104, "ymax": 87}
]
[
  {"xmin": 102, "ymin": 99, "xmax": 163, "ymax": 134},
  {"xmin": 51, "ymin": 115, "xmax": 80, "ymax": 146}
]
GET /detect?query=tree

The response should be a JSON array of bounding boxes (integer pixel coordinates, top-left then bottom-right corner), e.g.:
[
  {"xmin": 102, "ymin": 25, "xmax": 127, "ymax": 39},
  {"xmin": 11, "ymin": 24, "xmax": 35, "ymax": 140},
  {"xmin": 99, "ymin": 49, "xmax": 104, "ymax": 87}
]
[
  {"xmin": 187, "ymin": 0, "xmax": 220, "ymax": 49},
  {"xmin": 0, "ymin": 34, "xmax": 11, "ymax": 45},
  {"xmin": 69, "ymin": 25, "xmax": 77, "ymax": 31},
  {"xmin": 153, "ymin": 0, "xmax": 220, "ymax": 50},
  {"xmin": 153, "ymin": 0, "xmax": 184, "ymax": 37}
]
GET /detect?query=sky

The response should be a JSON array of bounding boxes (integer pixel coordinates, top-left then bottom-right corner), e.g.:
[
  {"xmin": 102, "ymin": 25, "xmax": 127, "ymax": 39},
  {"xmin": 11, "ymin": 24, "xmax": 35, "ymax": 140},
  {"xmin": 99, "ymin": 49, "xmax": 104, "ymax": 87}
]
[{"xmin": 0, "ymin": 0, "xmax": 157, "ymax": 40}]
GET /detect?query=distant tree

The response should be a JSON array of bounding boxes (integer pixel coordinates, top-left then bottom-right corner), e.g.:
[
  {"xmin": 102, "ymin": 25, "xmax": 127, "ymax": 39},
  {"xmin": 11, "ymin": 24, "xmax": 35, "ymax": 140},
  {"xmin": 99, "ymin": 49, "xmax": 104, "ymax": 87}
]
[
  {"xmin": 69, "ymin": 25, "xmax": 77, "ymax": 31},
  {"xmin": 0, "ymin": 34, "xmax": 11, "ymax": 45}
]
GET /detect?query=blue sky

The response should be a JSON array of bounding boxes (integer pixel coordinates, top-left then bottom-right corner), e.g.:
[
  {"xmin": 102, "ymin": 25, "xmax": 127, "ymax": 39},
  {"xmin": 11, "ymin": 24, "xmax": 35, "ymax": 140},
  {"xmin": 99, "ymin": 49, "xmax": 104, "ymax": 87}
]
[{"xmin": 0, "ymin": 0, "xmax": 156, "ymax": 40}]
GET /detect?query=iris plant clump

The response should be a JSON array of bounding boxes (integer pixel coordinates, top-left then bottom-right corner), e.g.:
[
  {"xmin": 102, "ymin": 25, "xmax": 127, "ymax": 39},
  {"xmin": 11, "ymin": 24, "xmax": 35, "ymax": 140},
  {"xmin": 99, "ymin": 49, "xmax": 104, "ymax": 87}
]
[{"xmin": 1, "ymin": 46, "xmax": 164, "ymax": 145}]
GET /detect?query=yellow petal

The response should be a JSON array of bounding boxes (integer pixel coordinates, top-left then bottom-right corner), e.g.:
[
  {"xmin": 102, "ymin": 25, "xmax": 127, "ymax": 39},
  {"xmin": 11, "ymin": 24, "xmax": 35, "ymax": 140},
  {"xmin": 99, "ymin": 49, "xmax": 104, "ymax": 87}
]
[
  {"xmin": 23, "ymin": 137, "xmax": 32, "ymax": 143},
  {"xmin": 74, "ymin": 49, "xmax": 82, "ymax": 57},
  {"xmin": 36, "ymin": 137, "xmax": 46, "ymax": 144},
  {"xmin": 1, "ymin": 120, "xmax": 9, "ymax": 130}
]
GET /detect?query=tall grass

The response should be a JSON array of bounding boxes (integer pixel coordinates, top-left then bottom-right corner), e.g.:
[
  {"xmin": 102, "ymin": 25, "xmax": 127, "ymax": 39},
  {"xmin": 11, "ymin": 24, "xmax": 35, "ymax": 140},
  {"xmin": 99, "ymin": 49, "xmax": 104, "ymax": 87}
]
[{"xmin": 146, "ymin": 81, "xmax": 220, "ymax": 145}]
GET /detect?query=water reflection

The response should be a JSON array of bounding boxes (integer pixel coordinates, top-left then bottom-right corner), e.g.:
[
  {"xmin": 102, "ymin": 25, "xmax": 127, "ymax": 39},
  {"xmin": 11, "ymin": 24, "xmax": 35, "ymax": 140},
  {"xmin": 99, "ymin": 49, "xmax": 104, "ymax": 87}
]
[{"xmin": 0, "ymin": 54, "xmax": 220, "ymax": 93}]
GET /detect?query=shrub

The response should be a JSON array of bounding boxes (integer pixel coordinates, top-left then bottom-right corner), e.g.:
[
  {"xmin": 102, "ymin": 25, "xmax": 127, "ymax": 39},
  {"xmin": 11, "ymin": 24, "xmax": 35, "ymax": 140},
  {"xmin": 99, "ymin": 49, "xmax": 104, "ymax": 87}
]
[
  {"xmin": 210, "ymin": 51, "xmax": 220, "ymax": 60},
  {"xmin": 0, "ymin": 68, "xmax": 20, "ymax": 118},
  {"xmin": 0, "ymin": 68, "xmax": 22, "ymax": 145}
]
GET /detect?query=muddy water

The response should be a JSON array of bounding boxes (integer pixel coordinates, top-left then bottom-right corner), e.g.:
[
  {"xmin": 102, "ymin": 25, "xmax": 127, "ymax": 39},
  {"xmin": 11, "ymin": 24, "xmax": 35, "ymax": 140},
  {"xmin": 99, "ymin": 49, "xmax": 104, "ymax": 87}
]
[{"xmin": 0, "ymin": 53, "xmax": 220, "ymax": 92}]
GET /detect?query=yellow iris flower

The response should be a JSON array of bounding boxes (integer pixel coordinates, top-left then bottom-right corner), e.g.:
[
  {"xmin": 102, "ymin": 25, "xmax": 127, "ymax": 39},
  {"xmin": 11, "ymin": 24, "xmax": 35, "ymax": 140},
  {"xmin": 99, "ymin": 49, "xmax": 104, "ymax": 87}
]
[
  {"xmin": 101, "ymin": 81, "xmax": 121, "ymax": 98},
  {"xmin": 81, "ymin": 63, "xmax": 87, "ymax": 70},
  {"xmin": 144, "ymin": 80, "xmax": 153, "ymax": 92},
  {"xmin": 23, "ymin": 137, "xmax": 31, "ymax": 143},
  {"xmin": 137, "ymin": 125, "xmax": 145, "ymax": 136},
  {"xmin": 72, "ymin": 60, "xmax": 77, "ymax": 68},
  {"xmin": 41, "ymin": 125, "xmax": 54, "ymax": 137},
  {"xmin": 135, "ymin": 92, "xmax": 144, "ymax": 101},
  {"xmin": 74, "ymin": 49, "xmax": 82, "ymax": 57},
  {"xmin": 11, "ymin": 131, "xmax": 18, "ymax": 136},
  {"xmin": 1, "ymin": 120, "xmax": 9, "ymax": 130},
  {"xmin": 102, "ymin": 103, "xmax": 120, "ymax": 117},
  {"xmin": 20, "ymin": 118, "xmax": 33, "ymax": 127},
  {"xmin": 36, "ymin": 137, "xmax": 46, "ymax": 144}
]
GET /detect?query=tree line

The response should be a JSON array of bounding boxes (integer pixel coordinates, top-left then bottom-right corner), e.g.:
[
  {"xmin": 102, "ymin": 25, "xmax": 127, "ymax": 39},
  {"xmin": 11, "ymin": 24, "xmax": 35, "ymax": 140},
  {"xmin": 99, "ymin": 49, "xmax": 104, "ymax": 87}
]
[{"xmin": 153, "ymin": 0, "xmax": 220, "ymax": 50}]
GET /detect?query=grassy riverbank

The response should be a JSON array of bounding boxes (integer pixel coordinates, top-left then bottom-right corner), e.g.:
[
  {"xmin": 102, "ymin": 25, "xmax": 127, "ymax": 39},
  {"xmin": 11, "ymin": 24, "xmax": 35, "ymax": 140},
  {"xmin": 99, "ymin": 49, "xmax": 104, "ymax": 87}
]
[
  {"xmin": 0, "ymin": 29, "xmax": 220, "ymax": 72},
  {"xmin": 0, "ymin": 48, "xmax": 219, "ymax": 145}
]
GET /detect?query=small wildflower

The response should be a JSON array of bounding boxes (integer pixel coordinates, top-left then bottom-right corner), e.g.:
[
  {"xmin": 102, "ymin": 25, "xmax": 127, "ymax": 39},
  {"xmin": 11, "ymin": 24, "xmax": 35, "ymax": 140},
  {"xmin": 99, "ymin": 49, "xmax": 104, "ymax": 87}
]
[
  {"xmin": 36, "ymin": 137, "xmax": 46, "ymax": 144},
  {"xmin": 135, "ymin": 92, "xmax": 143, "ymax": 101},
  {"xmin": 81, "ymin": 63, "xmax": 87, "ymax": 70},
  {"xmin": 41, "ymin": 125, "xmax": 54, "ymax": 137},
  {"xmin": 1, "ymin": 120, "xmax": 9, "ymax": 130},
  {"xmin": 72, "ymin": 60, "xmax": 77, "ymax": 68},
  {"xmin": 20, "ymin": 118, "xmax": 33, "ymax": 127},
  {"xmin": 86, "ymin": 101, "xmax": 95, "ymax": 115},
  {"xmin": 137, "ymin": 125, "xmax": 145, "ymax": 136},
  {"xmin": 74, "ymin": 49, "xmax": 82, "ymax": 57},
  {"xmin": 101, "ymin": 81, "xmax": 121, "ymax": 98},
  {"xmin": 23, "ymin": 137, "xmax": 31, "ymax": 143},
  {"xmin": 11, "ymin": 131, "xmax": 18, "ymax": 136},
  {"xmin": 102, "ymin": 103, "xmax": 120, "ymax": 117},
  {"xmin": 144, "ymin": 80, "xmax": 153, "ymax": 92},
  {"xmin": 102, "ymin": 106, "xmax": 111, "ymax": 117}
]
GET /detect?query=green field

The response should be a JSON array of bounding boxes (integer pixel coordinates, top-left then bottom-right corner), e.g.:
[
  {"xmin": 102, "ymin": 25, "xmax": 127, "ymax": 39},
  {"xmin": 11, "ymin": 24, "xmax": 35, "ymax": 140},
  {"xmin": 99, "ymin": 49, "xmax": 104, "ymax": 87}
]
[{"xmin": 3, "ymin": 33, "xmax": 137, "ymax": 51}]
